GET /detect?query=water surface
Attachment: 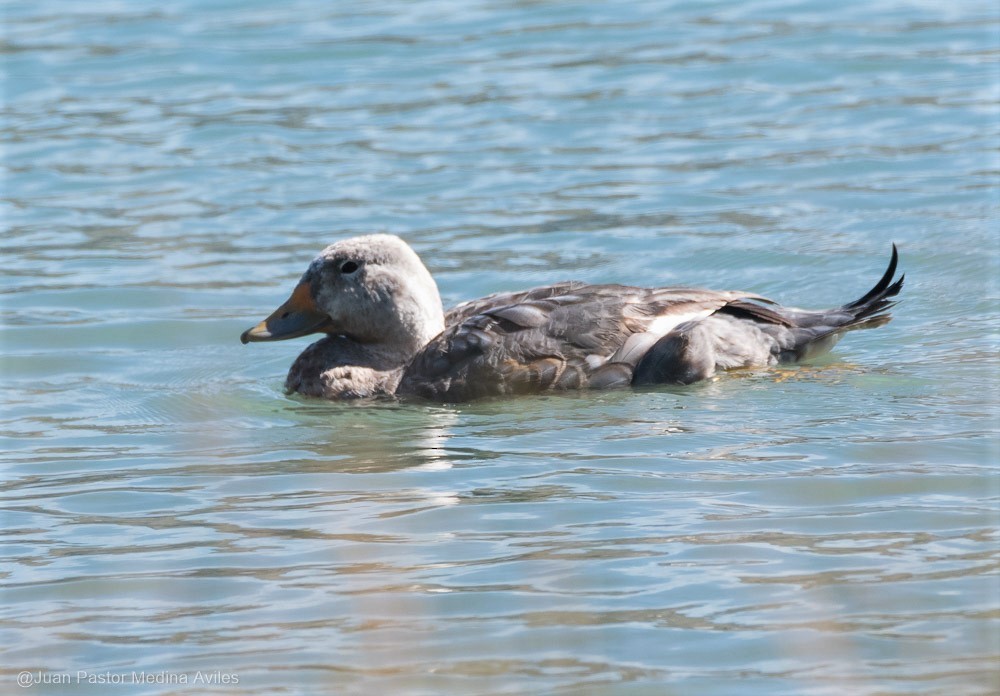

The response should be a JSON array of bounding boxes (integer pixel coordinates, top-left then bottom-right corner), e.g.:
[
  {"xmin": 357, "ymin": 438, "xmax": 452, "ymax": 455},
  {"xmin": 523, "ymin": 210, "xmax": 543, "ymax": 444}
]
[{"xmin": 2, "ymin": 1, "xmax": 999, "ymax": 694}]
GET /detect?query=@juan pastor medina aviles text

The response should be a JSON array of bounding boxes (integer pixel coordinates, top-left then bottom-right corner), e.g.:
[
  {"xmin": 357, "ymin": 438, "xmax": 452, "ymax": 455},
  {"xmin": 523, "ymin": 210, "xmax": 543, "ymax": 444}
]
[{"xmin": 17, "ymin": 670, "xmax": 238, "ymax": 687}]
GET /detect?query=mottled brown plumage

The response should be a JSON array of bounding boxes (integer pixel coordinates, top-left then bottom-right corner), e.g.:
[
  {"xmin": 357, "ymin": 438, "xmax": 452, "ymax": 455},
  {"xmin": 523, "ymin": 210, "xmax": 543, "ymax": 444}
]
[{"xmin": 241, "ymin": 235, "xmax": 903, "ymax": 402}]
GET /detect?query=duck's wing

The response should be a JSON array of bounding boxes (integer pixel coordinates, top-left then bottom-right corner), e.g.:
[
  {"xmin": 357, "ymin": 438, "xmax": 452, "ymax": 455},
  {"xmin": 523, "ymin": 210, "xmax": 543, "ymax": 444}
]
[
  {"xmin": 398, "ymin": 283, "xmax": 758, "ymax": 401},
  {"xmin": 443, "ymin": 281, "xmax": 590, "ymax": 325}
]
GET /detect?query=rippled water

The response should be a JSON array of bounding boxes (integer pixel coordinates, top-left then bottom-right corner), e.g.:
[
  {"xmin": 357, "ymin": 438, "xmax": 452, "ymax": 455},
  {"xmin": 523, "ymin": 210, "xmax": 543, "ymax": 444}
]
[{"xmin": 3, "ymin": 0, "xmax": 999, "ymax": 694}]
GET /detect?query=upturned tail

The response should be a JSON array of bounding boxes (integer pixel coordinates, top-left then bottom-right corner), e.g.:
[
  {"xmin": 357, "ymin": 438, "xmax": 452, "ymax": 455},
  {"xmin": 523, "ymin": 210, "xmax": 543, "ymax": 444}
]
[{"xmin": 766, "ymin": 243, "xmax": 905, "ymax": 362}]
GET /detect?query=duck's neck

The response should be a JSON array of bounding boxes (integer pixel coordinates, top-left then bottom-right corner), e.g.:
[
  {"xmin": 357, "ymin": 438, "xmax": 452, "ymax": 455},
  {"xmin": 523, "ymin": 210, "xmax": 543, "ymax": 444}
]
[
  {"xmin": 284, "ymin": 329, "xmax": 438, "ymax": 400},
  {"xmin": 357, "ymin": 291, "xmax": 445, "ymax": 360}
]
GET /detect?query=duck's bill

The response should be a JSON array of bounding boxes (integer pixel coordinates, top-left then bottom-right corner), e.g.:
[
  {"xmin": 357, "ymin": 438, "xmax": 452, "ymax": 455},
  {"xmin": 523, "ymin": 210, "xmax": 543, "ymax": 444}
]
[{"xmin": 240, "ymin": 281, "xmax": 334, "ymax": 344}]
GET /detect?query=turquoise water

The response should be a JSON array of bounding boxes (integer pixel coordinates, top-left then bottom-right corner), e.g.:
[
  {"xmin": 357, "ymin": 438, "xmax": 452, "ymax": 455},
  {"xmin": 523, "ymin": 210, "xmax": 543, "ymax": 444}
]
[{"xmin": 3, "ymin": 1, "xmax": 999, "ymax": 694}]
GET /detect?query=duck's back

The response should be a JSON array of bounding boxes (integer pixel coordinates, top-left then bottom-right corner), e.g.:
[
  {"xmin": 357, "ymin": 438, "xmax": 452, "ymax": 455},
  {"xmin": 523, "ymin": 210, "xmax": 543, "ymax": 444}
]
[{"xmin": 396, "ymin": 281, "xmax": 758, "ymax": 401}]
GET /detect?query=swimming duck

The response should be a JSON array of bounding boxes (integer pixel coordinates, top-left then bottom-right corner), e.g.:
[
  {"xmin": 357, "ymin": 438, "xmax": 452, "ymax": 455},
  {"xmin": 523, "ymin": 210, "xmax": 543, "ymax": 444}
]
[{"xmin": 241, "ymin": 235, "xmax": 903, "ymax": 402}]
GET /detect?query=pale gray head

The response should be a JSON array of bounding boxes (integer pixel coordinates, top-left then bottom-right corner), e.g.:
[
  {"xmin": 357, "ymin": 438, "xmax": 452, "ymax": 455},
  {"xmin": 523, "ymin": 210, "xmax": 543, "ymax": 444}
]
[{"xmin": 241, "ymin": 234, "xmax": 445, "ymax": 356}]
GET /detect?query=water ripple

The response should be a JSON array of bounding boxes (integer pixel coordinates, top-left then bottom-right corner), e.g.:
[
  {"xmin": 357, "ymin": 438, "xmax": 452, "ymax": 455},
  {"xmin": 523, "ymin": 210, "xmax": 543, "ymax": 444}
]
[{"xmin": 3, "ymin": 0, "xmax": 999, "ymax": 693}]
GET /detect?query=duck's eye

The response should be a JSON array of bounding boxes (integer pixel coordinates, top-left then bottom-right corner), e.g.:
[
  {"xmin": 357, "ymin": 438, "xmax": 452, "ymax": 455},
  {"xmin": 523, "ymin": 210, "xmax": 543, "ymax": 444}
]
[{"xmin": 340, "ymin": 261, "xmax": 359, "ymax": 274}]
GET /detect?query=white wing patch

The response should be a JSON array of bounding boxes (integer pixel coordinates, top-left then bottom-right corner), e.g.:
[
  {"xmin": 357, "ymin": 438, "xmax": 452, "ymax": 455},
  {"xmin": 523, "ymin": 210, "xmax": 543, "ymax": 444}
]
[
  {"xmin": 645, "ymin": 309, "xmax": 716, "ymax": 337},
  {"xmin": 608, "ymin": 308, "xmax": 717, "ymax": 366}
]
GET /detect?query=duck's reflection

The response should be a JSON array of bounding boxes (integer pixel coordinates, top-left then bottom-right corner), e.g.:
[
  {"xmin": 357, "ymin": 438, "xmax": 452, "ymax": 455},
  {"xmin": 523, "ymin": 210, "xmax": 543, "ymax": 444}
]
[{"xmin": 286, "ymin": 399, "xmax": 464, "ymax": 475}]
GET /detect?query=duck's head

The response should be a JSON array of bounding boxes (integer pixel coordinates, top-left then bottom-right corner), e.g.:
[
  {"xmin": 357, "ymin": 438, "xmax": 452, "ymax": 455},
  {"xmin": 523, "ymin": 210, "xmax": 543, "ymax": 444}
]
[{"xmin": 240, "ymin": 234, "xmax": 445, "ymax": 354}]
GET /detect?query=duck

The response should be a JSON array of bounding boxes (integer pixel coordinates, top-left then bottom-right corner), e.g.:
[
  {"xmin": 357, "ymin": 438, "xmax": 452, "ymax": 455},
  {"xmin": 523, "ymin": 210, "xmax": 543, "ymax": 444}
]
[{"xmin": 241, "ymin": 234, "xmax": 903, "ymax": 402}]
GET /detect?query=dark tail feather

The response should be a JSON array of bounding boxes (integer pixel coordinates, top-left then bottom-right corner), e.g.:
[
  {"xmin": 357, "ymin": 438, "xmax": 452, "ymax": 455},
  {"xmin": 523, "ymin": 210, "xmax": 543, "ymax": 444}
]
[
  {"xmin": 838, "ymin": 243, "xmax": 905, "ymax": 330},
  {"xmin": 773, "ymin": 244, "xmax": 905, "ymax": 362}
]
